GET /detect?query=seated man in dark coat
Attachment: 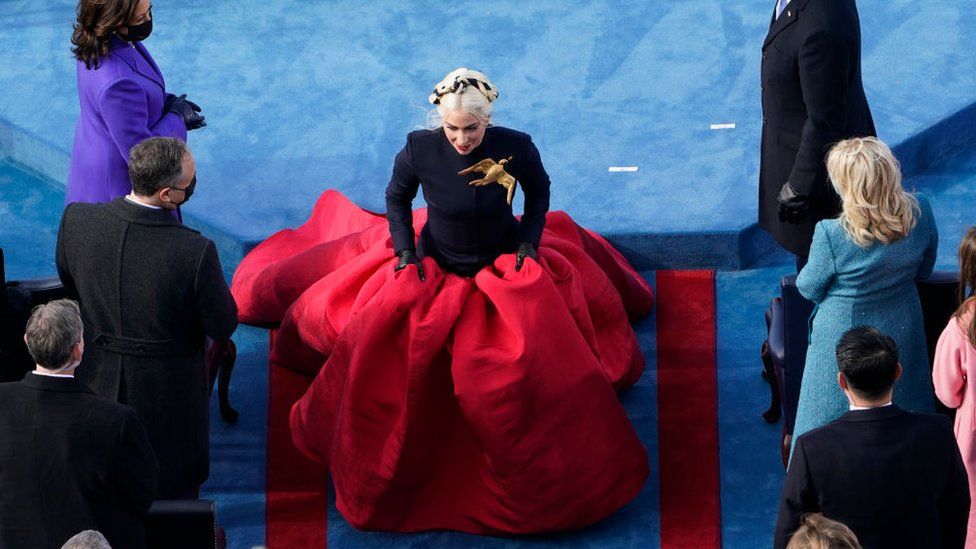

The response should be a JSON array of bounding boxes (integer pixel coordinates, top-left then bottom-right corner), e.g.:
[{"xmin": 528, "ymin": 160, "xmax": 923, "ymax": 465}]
[
  {"xmin": 56, "ymin": 137, "xmax": 238, "ymax": 498},
  {"xmin": 0, "ymin": 299, "xmax": 158, "ymax": 549},
  {"xmin": 775, "ymin": 326, "xmax": 970, "ymax": 548}
]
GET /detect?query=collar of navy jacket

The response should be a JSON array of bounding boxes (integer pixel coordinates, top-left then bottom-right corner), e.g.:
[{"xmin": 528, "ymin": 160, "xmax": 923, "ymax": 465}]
[
  {"xmin": 105, "ymin": 196, "xmax": 200, "ymax": 233},
  {"xmin": 109, "ymin": 34, "xmax": 165, "ymax": 90},
  {"xmin": 763, "ymin": 0, "xmax": 811, "ymax": 49},
  {"xmin": 22, "ymin": 372, "xmax": 96, "ymax": 394},
  {"xmin": 837, "ymin": 404, "xmax": 906, "ymax": 423}
]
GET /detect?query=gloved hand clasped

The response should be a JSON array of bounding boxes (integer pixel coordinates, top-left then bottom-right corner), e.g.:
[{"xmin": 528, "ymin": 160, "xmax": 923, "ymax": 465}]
[
  {"xmin": 394, "ymin": 249, "xmax": 425, "ymax": 281},
  {"xmin": 515, "ymin": 242, "xmax": 537, "ymax": 272},
  {"xmin": 165, "ymin": 93, "xmax": 206, "ymax": 131}
]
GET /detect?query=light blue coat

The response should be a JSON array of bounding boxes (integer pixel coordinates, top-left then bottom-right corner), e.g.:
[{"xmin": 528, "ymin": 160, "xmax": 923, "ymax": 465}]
[{"xmin": 792, "ymin": 194, "xmax": 938, "ymax": 444}]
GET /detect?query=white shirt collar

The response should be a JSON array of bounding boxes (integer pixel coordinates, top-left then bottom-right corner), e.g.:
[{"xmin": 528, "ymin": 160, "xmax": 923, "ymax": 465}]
[
  {"xmin": 849, "ymin": 401, "xmax": 892, "ymax": 411},
  {"xmin": 31, "ymin": 371, "xmax": 75, "ymax": 379},
  {"xmin": 125, "ymin": 193, "xmax": 162, "ymax": 209}
]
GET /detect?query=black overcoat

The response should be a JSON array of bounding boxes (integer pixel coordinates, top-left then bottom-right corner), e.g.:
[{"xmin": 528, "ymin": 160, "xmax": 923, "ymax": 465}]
[
  {"xmin": 0, "ymin": 374, "xmax": 158, "ymax": 549},
  {"xmin": 759, "ymin": 0, "xmax": 875, "ymax": 256},
  {"xmin": 385, "ymin": 125, "xmax": 551, "ymax": 276},
  {"xmin": 774, "ymin": 406, "xmax": 970, "ymax": 548},
  {"xmin": 56, "ymin": 198, "xmax": 238, "ymax": 498}
]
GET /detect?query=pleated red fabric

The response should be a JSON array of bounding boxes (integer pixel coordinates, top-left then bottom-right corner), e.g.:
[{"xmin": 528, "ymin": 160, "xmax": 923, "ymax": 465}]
[{"xmin": 233, "ymin": 190, "xmax": 654, "ymax": 534}]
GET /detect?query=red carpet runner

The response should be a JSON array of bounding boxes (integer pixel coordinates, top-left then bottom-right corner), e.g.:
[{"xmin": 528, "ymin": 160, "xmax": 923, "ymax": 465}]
[
  {"xmin": 266, "ymin": 330, "xmax": 329, "ymax": 548},
  {"xmin": 656, "ymin": 270, "xmax": 721, "ymax": 549}
]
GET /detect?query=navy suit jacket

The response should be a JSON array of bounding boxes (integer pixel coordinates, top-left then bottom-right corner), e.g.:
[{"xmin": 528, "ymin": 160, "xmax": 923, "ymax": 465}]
[
  {"xmin": 775, "ymin": 405, "xmax": 969, "ymax": 548},
  {"xmin": 0, "ymin": 373, "xmax": 158, "ymax": 549},
  {"xmin": 759, "ymin": 0, "xmax": 875, "ymax": 256}
]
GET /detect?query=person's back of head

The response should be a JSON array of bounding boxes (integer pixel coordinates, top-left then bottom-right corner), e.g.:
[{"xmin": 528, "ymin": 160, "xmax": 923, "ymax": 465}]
[
  {"xmin": 128, "ymin": 137, "xmax": 188, "ymax": 196},
  {"xmin": 955, "ymin": 226, "xmax": 976, "ymax": 348},
  {"xmin": 786, "ymin": 513, "xmax": 861, "ymax": 549},
  {"xmin": 835, "ymin": 326, "xmax": 900, "ymax": 402},
  {"xmin": 61, "ymin": 529, "xmax": 112, "ymax": 549},
  {"xmin": 826, "ymin": 136, "xmax": 918, "ymax": 247},
  {"xmin": 25, "ymin": 299, "xmax": 85, "ymax": 374}
]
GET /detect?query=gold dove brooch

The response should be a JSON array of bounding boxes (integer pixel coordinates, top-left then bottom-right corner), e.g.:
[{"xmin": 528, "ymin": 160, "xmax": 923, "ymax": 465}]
[{"xmin": 458, "ymin": 156, "xmax": 517, "ymax": 205}]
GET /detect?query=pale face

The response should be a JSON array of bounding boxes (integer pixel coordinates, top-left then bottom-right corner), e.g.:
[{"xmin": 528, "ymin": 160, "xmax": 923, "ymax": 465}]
[{"xmin": 442, "ymin": 110, "xmax": 487, "ymax": 155}]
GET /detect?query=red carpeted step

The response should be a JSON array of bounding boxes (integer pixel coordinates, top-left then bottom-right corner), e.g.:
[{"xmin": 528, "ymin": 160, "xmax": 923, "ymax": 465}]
[{"xmin": 656, "ymin": 270, "xmax": 721, "ymax": 549}]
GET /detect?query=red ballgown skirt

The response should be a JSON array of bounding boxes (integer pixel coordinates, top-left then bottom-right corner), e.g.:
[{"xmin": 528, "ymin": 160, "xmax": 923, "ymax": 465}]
[{"xmin": 232, "ymin": 191, "xmax": 654, "ymax": 535}]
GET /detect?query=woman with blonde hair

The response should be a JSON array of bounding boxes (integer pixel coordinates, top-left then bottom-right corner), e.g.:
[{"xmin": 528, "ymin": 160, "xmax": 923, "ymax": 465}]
[
  {"xmin": 231, "ymin": 68, "xmax": 653, "ymax": 534},
  {"xmin": 933, "ymin": 226, "xmax": 976, "ymax": 547},
  {"xmin": 786, "ymin": 514, "xmax": 861, "ymax": 549},
  {"xmin": 791, "ymin": 137, "xmax": 938, "ymax": 447}
]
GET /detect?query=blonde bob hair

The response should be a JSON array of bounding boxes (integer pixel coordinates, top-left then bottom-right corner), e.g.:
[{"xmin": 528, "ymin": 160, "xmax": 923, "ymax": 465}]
[
  {"xmin": 426, "ymin": 68, "xmax": 497, "ymax": 128},
  {"xmin": 786, "ymin": 513, "xmax": 861, "ymax": 549},
  {"xmin": 827, "ymin": 137, "xmax": 918, "ymax": 247}
]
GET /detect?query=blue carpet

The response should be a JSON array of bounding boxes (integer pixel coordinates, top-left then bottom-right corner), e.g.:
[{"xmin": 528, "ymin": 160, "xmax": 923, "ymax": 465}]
[
  {"xmin": 1, "ymin": 1, "xmax": 974, "ymax": 267},
  {"xmin": 0, "ymin": 162, "xmax": 63, "ymax": 280},
  {"xmin": 715, "ymin": 266, "xmax": 792, "ymax": 549},
  {"xmin": 911, "ymin": 147, "xmax": 976, "ymax": 270},
  {"xmin": 201, "ymin": 325, "xmax": 269, "ymax": 549}
]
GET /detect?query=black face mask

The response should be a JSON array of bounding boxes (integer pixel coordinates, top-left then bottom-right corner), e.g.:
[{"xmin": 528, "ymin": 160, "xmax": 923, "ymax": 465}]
[
  {"xmin": 169, "ymin": 175, "xmax": 196, "ymax": 206},
  {"xmin": 122, "ymin": 14, "xmax": 153, "ymax": 42}
]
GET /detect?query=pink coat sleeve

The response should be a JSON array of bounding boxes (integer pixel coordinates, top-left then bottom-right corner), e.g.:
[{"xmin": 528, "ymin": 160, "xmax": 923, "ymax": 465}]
[
  {"xmin": 97, "ymin": 77, "xmax": 187, "ymax": 164},
  {"xmin": 933, "ymin": 316, "xmax": 970, "ymax": 409}
]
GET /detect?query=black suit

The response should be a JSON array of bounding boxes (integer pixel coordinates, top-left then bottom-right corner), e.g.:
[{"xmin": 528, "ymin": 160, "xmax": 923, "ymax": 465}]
[
  {"xmin": 759, "ymin": 0, "xmax": 875, "ymax": 257},
  {"xmin": 775, "ymin": 406, "xmax": 970, "ymax": 548},
  {"xmin": 56, "ymin": 198, "xmax": 238, "ymax": 498},
  {"xmin": 386, "ymin": 126, "xmax": 551, "ymax": 277},
  {"xmin": 0, "ymin": 373, "xmax": 158, "ymax": 549}
]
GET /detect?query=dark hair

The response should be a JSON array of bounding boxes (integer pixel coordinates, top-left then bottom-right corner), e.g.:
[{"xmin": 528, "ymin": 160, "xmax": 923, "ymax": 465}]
[
  {"xmin": 835, "ymin": 326, "xmax": 899, "ymax": 399},
  {"xmin": 128, "ymin": 137, "xmax": 187, "ymax": 195},
  {"xmin": 25, "ymin": 299, "xmax": 84, "ymax": 370},
  {"xmin": 956, "ymin": 227, "xmax": 976, "ymax": 348},
  {"xmin": 71, "ymin": 0, "xmax": 140, "ymax": 69}
]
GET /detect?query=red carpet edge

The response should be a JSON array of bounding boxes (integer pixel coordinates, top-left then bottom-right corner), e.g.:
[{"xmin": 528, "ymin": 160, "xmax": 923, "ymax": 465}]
[
  {"xmin": 656, "ymin": 270, "xmax": 722, "ymax": 549},
  {"xmin": 266, "ymin": 330, "xmax": 329, "ymax": 548}
]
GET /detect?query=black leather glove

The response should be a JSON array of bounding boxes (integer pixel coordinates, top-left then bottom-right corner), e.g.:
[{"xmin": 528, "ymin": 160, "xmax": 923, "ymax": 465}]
[
  {"xmin": 777, "ymin": 182, "xmax": 809, "ymax": 225},
  {"xmin": 165, "ymin": 93, "xmax": 206, "ymax": 130},
  {"xmin": 394, "ymin": 250, "xmax": 425, "ymax": 281},
  {"xmin": 515, "ymin": 242, "xmax": 538, "ymax": 272}
]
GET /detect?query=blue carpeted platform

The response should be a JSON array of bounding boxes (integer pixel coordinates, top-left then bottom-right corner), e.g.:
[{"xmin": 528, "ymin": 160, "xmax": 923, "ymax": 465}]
[
  {"xmin": 1, "ymin": 1, "xmax": 974, "ymax": 268},
  {"xmin": 1, "ymin": 1, "xmax": 975, "ymax": 548}
]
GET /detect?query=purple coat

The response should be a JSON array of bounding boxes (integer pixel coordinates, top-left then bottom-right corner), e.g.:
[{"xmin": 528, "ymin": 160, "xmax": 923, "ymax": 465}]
[{"xmin": 67, "ymin": 36, "xmax": 187, "ymax": 204}]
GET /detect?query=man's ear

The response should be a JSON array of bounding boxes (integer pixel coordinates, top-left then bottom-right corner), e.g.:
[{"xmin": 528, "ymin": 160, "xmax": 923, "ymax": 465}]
[
  {"xmin": 894, "ymin": 363, "xmax": 903, "ymax": 383},
  {"xmin": 837, "ymin": 372, "xmax": 848, "ymax": 391}
]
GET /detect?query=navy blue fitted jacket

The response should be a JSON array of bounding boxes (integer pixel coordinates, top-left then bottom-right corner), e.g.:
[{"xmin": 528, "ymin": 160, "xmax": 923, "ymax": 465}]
[{"xmin": 385, "ymin": 126, "xmax": 551, "ymax": 276}]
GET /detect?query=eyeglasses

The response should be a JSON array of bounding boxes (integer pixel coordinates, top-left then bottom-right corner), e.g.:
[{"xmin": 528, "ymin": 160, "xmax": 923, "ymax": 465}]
[{"xmin": 167, "ymin": 175, "xmax": 196, "ymax": 194}]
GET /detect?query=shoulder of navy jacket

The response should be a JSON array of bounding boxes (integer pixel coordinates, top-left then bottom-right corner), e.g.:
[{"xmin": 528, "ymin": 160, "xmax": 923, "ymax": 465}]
[
  {"xmin": 409, "ymin": 128, "xmax": 439, "ymax": 140},
  {"xmin": 408, "ymin": 128, "xmax": 443, "ymax": 150},
  {"xmin": 489, "ymin": 125, "xmax": 531, "ymax": 142}
]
